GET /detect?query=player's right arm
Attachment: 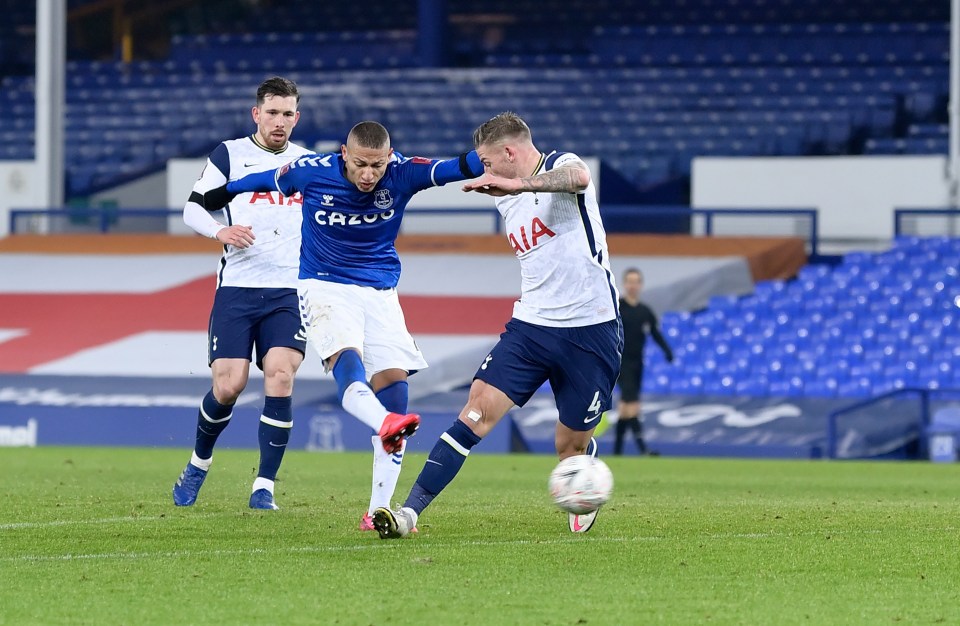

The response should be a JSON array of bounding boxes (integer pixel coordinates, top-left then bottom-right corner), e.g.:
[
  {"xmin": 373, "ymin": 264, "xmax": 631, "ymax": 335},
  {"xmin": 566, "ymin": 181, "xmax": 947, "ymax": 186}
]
[
  {"xmin": 183, "ymin": 143, "xmax": 254, "ymax": 248},
  {"xmin": 464, "ymin": 158, "xmax": 590, "ymax": 196}
]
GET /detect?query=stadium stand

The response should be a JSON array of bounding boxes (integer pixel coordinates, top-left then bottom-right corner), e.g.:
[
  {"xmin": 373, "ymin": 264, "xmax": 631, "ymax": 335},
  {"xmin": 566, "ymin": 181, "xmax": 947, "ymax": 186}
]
[
  {"xmin": 0, "ymin": 0, "xmax": 951, "ymax": 200},
  {"xmin": 646, "ymin": 236, "xmax": 960, "ymax": 400}
]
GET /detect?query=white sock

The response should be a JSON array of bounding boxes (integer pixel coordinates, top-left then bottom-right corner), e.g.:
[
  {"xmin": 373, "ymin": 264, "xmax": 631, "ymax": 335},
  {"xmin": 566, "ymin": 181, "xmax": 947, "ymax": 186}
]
[
  {"xmin": 341, "ymin": 381, "xmax": 389, "ymax": 431},
  {"xmin": 252, "ymin": 477, "xmax": 274, "ymax": 494},
  {"xmin": 368, "ymin": 435, "xmax": 406, "ymax": 514},
  {"xmin": 401, "ymin": 506, "xmax": 419, "ymax": 527},
  {"xmin": 190, "ymin": 451, "xmax": 212, "ymax": 471}
]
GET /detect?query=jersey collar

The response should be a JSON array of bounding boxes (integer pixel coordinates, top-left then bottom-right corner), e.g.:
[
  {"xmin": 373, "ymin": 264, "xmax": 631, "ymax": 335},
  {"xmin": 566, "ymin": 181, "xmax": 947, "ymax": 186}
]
[
  {"xmin": 249, "ymin": 134, "xmax": 289, "ymax": 154},
  {"xmin": 531, "ymin": 152, "xmax": 546, "ymax": 176}
]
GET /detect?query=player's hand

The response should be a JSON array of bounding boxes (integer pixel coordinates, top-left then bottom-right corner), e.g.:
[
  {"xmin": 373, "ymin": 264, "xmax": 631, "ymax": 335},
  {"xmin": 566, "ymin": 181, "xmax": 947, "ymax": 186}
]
[
  {"xmin": 202, "ymin": 185, "xmax": 237, "ymax": 211},
  {"xmin": 462, "ymin": 173, "xmax": 520, "ymax": 197},
  {"xmin": 215, "ymin": 224, "xmax": 255, "ymax": 248}
]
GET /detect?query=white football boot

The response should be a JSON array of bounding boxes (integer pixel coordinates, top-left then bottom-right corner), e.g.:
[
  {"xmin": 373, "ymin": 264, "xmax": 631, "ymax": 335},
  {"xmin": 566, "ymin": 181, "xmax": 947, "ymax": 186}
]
[
  {"xmin": 373, "ymin": 506, "xmax": 418, "ymax": 539},
  {"xmin": 569, "ymin": 507, "xmax": 600, "ymax": 533}
]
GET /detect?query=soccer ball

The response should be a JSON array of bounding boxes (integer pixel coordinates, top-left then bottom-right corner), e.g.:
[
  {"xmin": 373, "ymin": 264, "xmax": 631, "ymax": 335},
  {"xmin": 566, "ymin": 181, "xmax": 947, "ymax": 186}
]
[{"xmin": 548, "ymin": 455, "xmax": 613, "ymax": 515}]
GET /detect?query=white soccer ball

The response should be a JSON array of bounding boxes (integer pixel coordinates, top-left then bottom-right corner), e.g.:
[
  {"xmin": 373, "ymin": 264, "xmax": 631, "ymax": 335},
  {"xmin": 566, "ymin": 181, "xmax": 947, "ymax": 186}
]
[{"xmin": 548, "ymin": 455, "xmax": 613, "ymax": 515}]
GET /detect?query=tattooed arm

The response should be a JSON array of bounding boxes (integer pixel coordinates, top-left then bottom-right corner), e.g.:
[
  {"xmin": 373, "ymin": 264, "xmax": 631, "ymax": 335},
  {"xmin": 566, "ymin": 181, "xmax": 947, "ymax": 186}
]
[
  {"xmin": 518, "ymin": 162, "xmax": 590, "ymax": 193},
  {"xmin": 463, "ymin": 163, "xmax": 590, "ymax": 197}
]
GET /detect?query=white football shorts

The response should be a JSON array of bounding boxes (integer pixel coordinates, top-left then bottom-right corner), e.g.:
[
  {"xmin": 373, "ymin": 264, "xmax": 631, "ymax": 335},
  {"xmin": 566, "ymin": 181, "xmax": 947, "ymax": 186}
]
[{"xmin": 297, "ymin": 278, "xmax": 428, "ymax": 377}]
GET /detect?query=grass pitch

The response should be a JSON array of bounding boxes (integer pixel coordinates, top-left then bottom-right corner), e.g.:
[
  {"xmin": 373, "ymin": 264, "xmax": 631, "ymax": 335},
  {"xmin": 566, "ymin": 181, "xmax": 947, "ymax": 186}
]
[{"xmin": 2, "ymin": 447, "xmax": 959, "ymax": 625}]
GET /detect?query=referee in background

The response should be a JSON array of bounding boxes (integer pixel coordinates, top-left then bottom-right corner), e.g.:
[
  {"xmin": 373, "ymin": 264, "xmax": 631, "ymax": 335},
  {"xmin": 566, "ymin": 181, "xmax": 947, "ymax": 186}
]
[{"xmin": 615, "ymin": 268, "xmax": 673, "ymax": 455}]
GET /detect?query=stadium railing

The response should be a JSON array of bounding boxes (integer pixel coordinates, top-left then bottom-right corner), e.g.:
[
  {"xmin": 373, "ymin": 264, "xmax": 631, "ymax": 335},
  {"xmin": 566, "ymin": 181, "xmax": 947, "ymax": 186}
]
[
  {"xmin": 9, "ymin": 207, "xmax": 820, "ymax": 252},
  {"xmin": 603, "ymin": 206, "xmax": 819, "ymax": 257},
  {"xmin": 893, "ymin": 208, "xmax": 960, "ymax": 238},
  {"xmin": 825, "ymin": 387, "xmax": 952, "ymax": 460}
]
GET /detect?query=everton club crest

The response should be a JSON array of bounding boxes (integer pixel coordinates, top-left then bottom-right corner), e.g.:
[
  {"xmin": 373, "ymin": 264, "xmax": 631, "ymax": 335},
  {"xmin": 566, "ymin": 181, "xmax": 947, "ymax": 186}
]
[{"xmin": 374, "ymin": 189, "xmax": 393, "ymax": 209}]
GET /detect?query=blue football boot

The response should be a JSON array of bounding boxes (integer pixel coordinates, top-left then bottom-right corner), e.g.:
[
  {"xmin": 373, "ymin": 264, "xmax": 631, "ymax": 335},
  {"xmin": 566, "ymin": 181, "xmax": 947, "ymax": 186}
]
[
  {"xmin": 172, "ymin": 463, "xmax": 208, "ymax": 506},
  {"xmin": 249, "ymin": 488, "xmax": 279, "ymax": 510}
]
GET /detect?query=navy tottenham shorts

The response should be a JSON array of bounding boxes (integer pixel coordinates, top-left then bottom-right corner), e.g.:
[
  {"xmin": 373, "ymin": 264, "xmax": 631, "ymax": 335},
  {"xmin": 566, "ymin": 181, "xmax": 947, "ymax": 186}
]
[
  {"xmin": 207, "ymin": 287, "xmax": 306, "ymax": 370},
  {"xmin": 474, "ymin": 317, "xmax": 623, "ymax": 431}
]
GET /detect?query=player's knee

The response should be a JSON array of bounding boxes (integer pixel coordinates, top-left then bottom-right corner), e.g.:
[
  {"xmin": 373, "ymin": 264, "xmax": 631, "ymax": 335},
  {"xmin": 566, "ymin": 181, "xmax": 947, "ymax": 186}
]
[
  {"xmin": 212, "ymin": 380, "xmax": 244, "ymax": 405},
  {"xmin": 212, "ymin": 372, "xmax": 246, "ymax": 404},
  {"xmin": 265, "ymin": 365, "xmax": 295, "ymax": 395}
]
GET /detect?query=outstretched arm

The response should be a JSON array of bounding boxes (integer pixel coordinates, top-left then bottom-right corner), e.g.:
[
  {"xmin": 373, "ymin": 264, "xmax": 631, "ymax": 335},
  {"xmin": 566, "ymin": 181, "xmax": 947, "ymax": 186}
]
[
  {"xmin": 402, "ymin": 151, "xmax": 484, "ymax": 192},
  {"xmin": 226, "ymin": 169, "xmax": 281, "ymax": 195},
  {"xmin": 200, "ymin": 167, "xmax": 284, "ymax": 214},
  {"xmin": 463, "ymin": 162, "xmax": 590, "ymax": 196}
]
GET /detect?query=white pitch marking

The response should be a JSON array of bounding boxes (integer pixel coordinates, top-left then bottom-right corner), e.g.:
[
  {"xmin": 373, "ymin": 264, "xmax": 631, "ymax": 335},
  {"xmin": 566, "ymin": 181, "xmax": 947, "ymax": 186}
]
[
  {"xmin": 6, "ymin": 526, "xmax": 951, "ymax": 565},
  {"xmin": 0, "ymin": 512, "xmax": 226, "ymax": 531}
]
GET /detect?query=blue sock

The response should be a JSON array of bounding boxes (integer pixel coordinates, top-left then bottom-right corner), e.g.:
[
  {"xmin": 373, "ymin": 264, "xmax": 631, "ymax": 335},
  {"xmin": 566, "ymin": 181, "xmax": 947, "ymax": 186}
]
[
  {"xmin": 404, "ymin": 420, "xmax": 481, "ymax": 515},
  {"xmin": 194, "ymin": 389, "xmax": 233, "ymax": 460},
  {"xmin": 257, "ymin": 396, "xmax": 293, "ymax": 481},
  {"xmin": 332, "ymin": 350, "xmax": 367, "ymax": 401},
  {"xmin": 375, "ymin": 381, "xmax": 408, "ymax": 414},
  {"xmin": 376, "ymin": 381, "xmax": 409, "ymax": 467}
]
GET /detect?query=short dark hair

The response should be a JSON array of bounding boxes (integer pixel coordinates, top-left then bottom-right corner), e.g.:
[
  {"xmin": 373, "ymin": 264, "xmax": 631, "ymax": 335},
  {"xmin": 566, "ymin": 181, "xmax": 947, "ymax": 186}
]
[
  {"xmin": 347, "ymin": 121, "xmax": 390, "ymax": 149},
  {"xmin": 473, "ymin": 111, "xmax": 532, "ymax": 148},
  {"xmin": 257, "ymin": 76, "xmax": 300, "ymax": 106},
  {"xmin": 624, "ymin": 267, "xmax": 643, "ymax": 281}
]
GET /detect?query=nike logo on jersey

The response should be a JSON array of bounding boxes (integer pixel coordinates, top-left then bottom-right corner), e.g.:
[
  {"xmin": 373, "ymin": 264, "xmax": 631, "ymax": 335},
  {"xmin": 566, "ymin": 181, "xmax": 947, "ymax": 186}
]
[
  {"xmin": 268, "ymin": 441, "xmax": 287, "ymax": 448},
  {"xmin": 243, "ymin": 162, "xmax": 257, "ymax": 167},
  {"xmin": 293, "ymin": 329, "xmax": 307, "ymax": 342},
  {"xmin": 583, "ymin": 413, "xmax": 602, "ymax": 424}
]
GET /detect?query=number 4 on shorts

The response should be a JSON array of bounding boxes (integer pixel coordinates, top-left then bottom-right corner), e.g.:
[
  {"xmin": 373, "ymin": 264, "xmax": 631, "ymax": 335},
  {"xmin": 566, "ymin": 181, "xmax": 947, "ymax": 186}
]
[
  {"xmin": 587, "ymin": 391, "xmax": 602, "ymax": 414},
  {"xmin": 587, "ymin": 391, "xmax": 600, "ymax": 413}
]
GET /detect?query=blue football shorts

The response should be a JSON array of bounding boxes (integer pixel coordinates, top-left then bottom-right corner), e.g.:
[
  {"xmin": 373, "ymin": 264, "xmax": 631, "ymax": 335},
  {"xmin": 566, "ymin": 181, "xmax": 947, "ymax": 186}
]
[
  {"xmin": 207, "ymin": 286, "xmax": 306, "ymax": 370},
  {"xmin": 474, "ymin": 317, "xmax": 624, "ymax": 431}
]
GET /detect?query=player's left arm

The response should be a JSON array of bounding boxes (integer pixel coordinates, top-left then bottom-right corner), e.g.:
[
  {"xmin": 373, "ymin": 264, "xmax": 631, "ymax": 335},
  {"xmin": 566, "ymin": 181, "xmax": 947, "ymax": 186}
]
[
  {"xmin": 226, "ymin": 169, "xmax": 282, "ymax": 195},
  {"xmin": 400, "ymin": 151, "xmax": 484, "ymax": 192}
]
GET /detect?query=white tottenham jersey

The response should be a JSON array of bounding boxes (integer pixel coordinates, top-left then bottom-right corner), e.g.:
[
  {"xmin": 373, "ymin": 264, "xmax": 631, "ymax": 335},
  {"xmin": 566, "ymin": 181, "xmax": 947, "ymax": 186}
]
[
  {"xmin": 185, "ymin": 136, "xmax": 312, "ymax": 288},
  {"xmin": 495, "ymin": 151, "xmax": 620, "ymax": 327}
]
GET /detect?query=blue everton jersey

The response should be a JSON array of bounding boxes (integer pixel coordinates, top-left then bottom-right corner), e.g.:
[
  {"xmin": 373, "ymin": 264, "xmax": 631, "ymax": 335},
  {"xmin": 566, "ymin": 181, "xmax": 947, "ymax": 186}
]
[{"xmin": 256, "ymin": 151, "xmax": 481, "ymax": 288}]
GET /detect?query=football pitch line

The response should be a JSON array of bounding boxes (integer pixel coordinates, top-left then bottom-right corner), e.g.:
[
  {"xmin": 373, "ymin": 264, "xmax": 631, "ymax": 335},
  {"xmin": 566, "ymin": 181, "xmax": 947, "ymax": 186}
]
[
  {"xmin": 5, "ymin": 526, "xmax": 944, "ymax": 565},
  {"xmin": 0, "ymin": 512, "xmax": 227, "ymax": 531}
]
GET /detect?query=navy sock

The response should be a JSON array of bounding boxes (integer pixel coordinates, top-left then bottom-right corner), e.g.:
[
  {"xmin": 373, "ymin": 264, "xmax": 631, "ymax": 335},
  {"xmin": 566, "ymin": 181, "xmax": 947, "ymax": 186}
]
[
  {"xmin": 586, "ymin": 436, "xmax": 598, "ymax": 458},
  {"xmin": 332, "ymin": 350, "xmax": 367, "ymax": 401},
  {"xmin": 194, "ymin": 389, "xmax": 233, "ymax": 460},
  {"xmin": 404, "ymin": 420, "xmax": 481, "ymax": 515},
  {"xmin": 375, "ymin": 381, "xmax": 408, "ymax": 414},
  {"xmin": 257, "ymin": 396, "xmax": 293, "ymax": 481}
]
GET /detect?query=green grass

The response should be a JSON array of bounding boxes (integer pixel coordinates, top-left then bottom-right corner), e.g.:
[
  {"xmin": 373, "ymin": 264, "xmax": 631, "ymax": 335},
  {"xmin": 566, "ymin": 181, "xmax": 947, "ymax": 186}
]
[{"xmin": 2, "ymin": 448, "xmax": 959, "ymax": 625}]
